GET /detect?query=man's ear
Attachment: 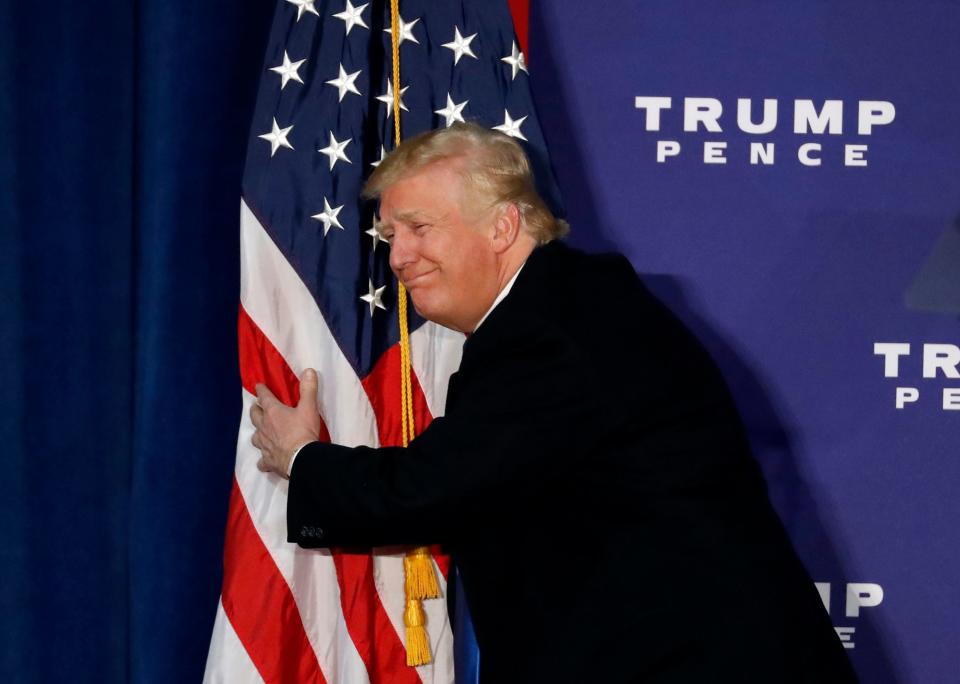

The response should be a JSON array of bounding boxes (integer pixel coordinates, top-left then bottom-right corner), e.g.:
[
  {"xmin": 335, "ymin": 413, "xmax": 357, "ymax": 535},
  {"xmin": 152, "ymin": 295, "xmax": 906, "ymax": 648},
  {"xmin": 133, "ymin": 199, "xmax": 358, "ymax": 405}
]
[{"xmin": 490, "ymin": 203, "xmax": 521, "ymax": 254}]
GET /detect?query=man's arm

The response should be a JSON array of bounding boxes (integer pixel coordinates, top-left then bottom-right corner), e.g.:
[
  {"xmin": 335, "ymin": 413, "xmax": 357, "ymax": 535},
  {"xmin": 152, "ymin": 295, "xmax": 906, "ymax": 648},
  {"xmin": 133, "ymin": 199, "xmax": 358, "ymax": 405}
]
[{"xmin": 285, "ymin": 319, "xmax": 605, "ymax": 548}]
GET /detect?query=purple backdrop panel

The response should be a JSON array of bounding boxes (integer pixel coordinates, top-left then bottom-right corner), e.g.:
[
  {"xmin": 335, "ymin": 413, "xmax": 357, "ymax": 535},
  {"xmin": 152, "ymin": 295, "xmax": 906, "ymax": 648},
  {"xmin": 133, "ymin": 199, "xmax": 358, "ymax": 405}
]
[{"xmin": 529, "ymin": 3, "xmax": 960, "ymax": 682}]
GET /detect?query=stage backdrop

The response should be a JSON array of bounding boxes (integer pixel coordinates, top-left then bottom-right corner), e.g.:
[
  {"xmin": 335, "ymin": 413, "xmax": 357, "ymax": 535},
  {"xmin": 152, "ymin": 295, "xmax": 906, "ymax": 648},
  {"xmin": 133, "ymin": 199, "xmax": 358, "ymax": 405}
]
[{"xmin": 528, "ymin": 3, "xmax": 959, "ymax": 683}]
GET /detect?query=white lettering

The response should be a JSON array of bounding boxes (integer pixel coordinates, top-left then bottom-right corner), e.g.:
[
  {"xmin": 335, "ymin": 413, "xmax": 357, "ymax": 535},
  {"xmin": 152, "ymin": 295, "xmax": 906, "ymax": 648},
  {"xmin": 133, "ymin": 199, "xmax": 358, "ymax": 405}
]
[
  {"xmin": 656, "ymin": 140, "xmax": 681, "ymax": 163},
  {"xmin": 844, "ymin": 144, "xmax": 868, "ymax": 167},
  {"xmin": 858, "ymin": 101, "xmax": 896, "ymax": 135},
  {"xmin": 794, "ymin": 100, "xmax": 844, "ymax": 135},
  {"xmin": 634, "ymin": 96, "xmax": 673, "ymax": 131},
  {"xmin": 835, "ymin": 626, "xmax": 856, "ymax": 649},
  {"xmin": 895, "ymin": 387, "xmax": 919, "ymax": 409},
  {"xmin": 923, "ymin": 343, "xmax": 960, "ymax": 378},
  {"xmin": 750, "ymin": 142, "xmax": 775, "ymax": 165},
  {"xmin": 815, "ymin": 582, "xmax": 831, "ymax": 614},
  {"xmin": 874, "ymin": 342, "xmax": 910, "ymax": 377},
  {"xmin": 798, "ymin": 143, "xmax": 822, "ymax": 166},
  {"xmin": 684, "ymin": 97, "xmax": 723, "ymax": 132},
  {"xmin": 944, "ymin": 388, "xmax": 960, "ymax": 411},
  {"xmin": 704, "ymin": 142, "xmax": 727, "ymax": 164},
  {"xmin": 846, "ymin": 583, "xmax": 884, "ymax": 617},
  {"xmin": 737, "ymin": 98, "xmax": 778, "ymax": 134}
]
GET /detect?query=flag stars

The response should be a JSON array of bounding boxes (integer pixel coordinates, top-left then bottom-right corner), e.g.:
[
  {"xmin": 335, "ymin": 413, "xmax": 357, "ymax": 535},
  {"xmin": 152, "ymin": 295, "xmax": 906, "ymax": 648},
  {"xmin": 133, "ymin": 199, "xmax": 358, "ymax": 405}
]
[
  {"xmin": 383, "ymin": 15, "xmax": 420, "ymax": 46},
  {"xmin": 286, "ymin": 0, "xmax": 319, "ymax": 21},
  {"xmin": 435, "ymin": 94, "xmax": 468, "ymax": 128},
  {"xmin": 269, "ymin": 51, "xmax": 306, "ymax": 90},
  {"xmin": 366, "ymin": 219, "xmax": 383, "ymax": 250},
  {"xmin": 501, "ymin": 40, "xmax": 528, "ymax": 80},
  {"xmin": 311, "ymin": 198, "xmax": 345, "ymax": 236},
  {"xmin": 318, "ymin": 131, "xmax": 352, "ymax": 169},
  {"xmin": 493, "ymin": 109, "xmax": 528, "ymax": 141},
  {"xmin": 259, "ymin": 118, "xmax": 294, "ymax": 156},
  {"xmin": 326, "ymin": 63, "xmax": 362, "ymax": 101},
  {"xmin": 333, "ymin": 1, "xmax": 368, "ymax": 35},
  {"xmin": 360, "ymin": 279, "xmax": 387, "ymax": 316},
  {"xmin": 370, "ymin": 145, "xmax": 387, "ymax": 168},
  {"xmin": 376, "ymin": 80, "xmax": 409, "ymax": 117},
  {"xmin": 442, "ymin": 26, "xmax": 478, "ymax": 65}
]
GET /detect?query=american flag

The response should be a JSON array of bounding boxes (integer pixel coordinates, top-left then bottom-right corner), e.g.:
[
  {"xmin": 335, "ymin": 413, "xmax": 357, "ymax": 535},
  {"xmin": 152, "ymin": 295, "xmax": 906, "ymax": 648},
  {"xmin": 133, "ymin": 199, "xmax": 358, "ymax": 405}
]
[{"xmin": 203, "ymin": 1, "xmax": 558, "ymax": 681}]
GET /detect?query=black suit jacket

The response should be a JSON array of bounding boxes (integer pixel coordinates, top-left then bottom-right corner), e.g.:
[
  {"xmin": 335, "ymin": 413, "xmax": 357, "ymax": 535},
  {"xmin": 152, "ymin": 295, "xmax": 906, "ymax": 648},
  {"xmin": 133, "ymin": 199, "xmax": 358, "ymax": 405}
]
[{"xmin": 288, "ymin": 241, "xmax": 856, "ymax": 683}]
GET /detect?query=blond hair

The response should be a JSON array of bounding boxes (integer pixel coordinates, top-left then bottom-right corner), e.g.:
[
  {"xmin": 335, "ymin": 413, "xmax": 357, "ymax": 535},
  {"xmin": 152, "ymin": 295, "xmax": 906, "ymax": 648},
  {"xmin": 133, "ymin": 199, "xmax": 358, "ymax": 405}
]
[{"xmin": 362, "ymin": 122, "xmax": 569, "ymax": 243}]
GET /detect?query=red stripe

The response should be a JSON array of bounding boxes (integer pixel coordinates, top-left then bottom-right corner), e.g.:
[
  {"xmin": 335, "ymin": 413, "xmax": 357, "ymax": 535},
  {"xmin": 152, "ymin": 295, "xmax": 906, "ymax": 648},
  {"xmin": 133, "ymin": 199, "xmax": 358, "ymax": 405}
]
[
  {"xmin": 237, "ymin": 304, "xmax": 331, "ymax": 442},
  {"xmin": 238, "ymin": 304, "xmax": 417, "ymax": 682},
  {"xmin": 222, "ymin": 478, "xmax": 327, "ymax": 683},
  {"xmin": 508, "ymin": 0, "xmax": 530, "ymax": 56},
  {"xmin": 333, "ymin": 553, "xmax": 423, "ymax": 684}
]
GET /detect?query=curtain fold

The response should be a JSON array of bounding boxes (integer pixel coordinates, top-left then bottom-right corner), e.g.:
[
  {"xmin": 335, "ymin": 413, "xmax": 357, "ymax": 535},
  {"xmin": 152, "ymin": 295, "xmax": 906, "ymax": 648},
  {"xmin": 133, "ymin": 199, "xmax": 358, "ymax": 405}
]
[{"xmin": 1, "ymin": 1, "xmax": 273, "ymax": 681}]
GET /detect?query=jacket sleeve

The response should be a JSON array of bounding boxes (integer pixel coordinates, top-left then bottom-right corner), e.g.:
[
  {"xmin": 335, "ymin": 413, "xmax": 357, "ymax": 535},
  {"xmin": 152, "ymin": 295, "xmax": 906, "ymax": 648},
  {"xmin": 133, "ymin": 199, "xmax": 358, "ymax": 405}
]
[{"xmin": 287, "ymin": 316, "xmax": 606, "ymax": 548}]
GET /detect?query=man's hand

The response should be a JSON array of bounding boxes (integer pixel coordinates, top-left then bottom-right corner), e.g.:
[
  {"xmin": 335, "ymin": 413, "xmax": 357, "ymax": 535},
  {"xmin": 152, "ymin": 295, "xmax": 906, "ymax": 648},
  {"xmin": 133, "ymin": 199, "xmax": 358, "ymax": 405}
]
[{"xmin": 250, "ymin": 368, "xmax": 321, "ymax": 478}]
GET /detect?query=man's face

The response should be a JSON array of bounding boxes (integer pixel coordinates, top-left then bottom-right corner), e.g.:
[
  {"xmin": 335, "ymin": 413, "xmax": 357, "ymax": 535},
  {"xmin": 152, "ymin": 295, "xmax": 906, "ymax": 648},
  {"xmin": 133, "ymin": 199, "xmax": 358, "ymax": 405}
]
[{"xmin": 378, "ymin": 160, "xmax": 500, "ymax": 333}]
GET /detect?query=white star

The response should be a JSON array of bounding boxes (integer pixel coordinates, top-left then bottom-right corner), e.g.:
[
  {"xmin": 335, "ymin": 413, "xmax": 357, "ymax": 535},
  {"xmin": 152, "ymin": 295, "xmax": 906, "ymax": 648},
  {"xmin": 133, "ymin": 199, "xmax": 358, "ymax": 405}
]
[
  {"xmin": 360, "ymin": 279, "xmax": 387, "ymax": 316},
  {"xmin": 370, "ymin": 145, "xmax": 387, "ymax": 168},
  {"xmin": 442, "ymin": 26, "xmax": 478, "ymax": 65},
  {"xmin": 258, "ymin": 118, "xmax": 294, "ymax": 156},
  {"xmin": 493, "ymin": 110, "xmax": 528, "ymax": 141},
  {"xmin": 269, "ymin": 51, "xmax": 306, "ymax": 90},
  {"xmin": 501, "ymin": 40, "xmax": 528, "ymax": 80},
  {"xmin": 376, "ymin": 79, "xmax": 409, "ymax": 117},
  {"xmin": 333, "ymin": 1, "xmax": 368, "ymax": 34},
  {"xmin": 434, "ymin": 93, "xmax": 468, "ymax": 128},
  {"xmin": 325, "ymin": 63, "xmax": 362, "ymax": 101},
  {"xmin": 318, "ymin": 131, "xmax": 352, "ymax": 169},
  {"xmin": 311, "ymin": 197, "xmax": 345, "ymax": 236},
  {"xmin": 383, "ymin": 15, "xmax": 420, "ymax": 46},
  {"xmin": 286, "ymin": 0, "xmax": 319, "ymax": 21},
  {"xmin": 366, "ymin": 218, "xmax": 382, "ymax": 250}
]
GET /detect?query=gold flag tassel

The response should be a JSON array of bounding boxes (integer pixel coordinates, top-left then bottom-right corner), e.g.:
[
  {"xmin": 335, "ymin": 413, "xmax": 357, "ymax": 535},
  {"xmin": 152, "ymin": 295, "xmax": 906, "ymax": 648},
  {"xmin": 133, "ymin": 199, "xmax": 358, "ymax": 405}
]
[{"xmin": 389, "ymin": 0, "xmax": 440, "ymax": 666}]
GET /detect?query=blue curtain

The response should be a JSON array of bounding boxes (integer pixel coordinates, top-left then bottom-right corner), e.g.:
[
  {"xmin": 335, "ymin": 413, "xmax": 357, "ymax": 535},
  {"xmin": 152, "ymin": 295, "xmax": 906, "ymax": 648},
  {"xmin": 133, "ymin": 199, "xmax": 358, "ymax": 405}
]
[{"xmin": 0, "ymin": 1, "xmax": 273, "ymax": 681}]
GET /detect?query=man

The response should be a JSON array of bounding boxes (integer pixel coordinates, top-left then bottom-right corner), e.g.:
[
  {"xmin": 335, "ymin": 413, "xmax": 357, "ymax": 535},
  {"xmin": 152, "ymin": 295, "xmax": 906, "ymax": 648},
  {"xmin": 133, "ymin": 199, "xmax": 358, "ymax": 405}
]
[{"xmin": 250, "ymin": 123, "xmax": 856, "ymax": 682}]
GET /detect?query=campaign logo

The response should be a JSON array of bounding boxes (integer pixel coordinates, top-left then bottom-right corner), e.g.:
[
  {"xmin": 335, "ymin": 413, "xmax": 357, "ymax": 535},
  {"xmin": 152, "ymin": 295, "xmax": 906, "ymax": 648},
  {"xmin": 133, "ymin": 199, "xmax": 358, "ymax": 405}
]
[
  {"xmin": 873, "ymin": 342, "xmax": 960, "ymax": 410},
  {"xmin": 633, "ymin": 97, "xmax": 896, "ymax": 167},
  {"xmin": 815, "ymin": 581, "xmax": 884, "ymax": 649}
]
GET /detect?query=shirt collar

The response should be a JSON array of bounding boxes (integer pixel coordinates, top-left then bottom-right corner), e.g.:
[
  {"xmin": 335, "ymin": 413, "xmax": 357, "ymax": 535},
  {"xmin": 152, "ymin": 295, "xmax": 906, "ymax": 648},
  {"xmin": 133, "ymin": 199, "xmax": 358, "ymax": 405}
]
[{"xmin": 472, "ymin": 260, "xmax": 526, "ymax": 332}]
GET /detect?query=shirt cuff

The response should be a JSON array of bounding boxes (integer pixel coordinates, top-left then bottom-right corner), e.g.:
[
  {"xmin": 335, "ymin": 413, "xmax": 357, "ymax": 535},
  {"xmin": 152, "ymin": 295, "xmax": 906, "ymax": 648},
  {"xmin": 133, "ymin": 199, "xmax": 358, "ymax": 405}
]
[{"xmin": 287, "ymin": 441, "xmax": 316, "ymax": 478}]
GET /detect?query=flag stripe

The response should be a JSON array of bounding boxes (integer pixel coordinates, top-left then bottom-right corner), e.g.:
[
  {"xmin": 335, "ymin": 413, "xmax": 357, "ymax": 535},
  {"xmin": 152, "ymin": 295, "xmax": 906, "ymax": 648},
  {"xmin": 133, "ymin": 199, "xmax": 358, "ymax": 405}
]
[
  {"xmin": 222, "ymin": 478, "xmax": 328, "ymax": 684},
  {"xmin": 236, "ymin": 296, "xmax": 373, "ymax": 682},
  {"xmin": 204, "ymin": 600, "xmax": 266, "ymax": 684},
  {"xmin": 333, "ymin": 553, "xmax": 423, "ymax": 684}
]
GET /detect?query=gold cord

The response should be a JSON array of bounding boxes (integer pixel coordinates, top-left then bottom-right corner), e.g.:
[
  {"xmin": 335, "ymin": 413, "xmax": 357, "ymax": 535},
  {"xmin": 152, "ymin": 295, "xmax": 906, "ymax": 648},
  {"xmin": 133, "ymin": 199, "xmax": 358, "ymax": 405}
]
[{"xmin": 390, "ymin": 0, "xmax": 439, "ymax": 666}]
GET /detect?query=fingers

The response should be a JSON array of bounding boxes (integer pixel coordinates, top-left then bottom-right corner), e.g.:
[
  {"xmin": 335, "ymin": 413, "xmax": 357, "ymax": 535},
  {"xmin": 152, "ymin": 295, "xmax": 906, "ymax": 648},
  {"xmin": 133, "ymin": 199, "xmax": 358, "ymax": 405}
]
[
  {"xmin": 255, "ymin": 383, "xmax": 278, "ymax": 406},
  {"xmin": 297, "ymin": 368, "xmax": 319, "ymax": 415},
  {"xmin": 249, "ymin": 401, "xmax": 264, "ymax": 428}
]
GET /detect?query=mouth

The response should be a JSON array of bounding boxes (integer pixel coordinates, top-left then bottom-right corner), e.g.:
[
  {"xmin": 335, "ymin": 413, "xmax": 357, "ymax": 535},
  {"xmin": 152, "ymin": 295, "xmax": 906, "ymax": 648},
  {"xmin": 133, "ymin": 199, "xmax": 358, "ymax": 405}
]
[{"xmin": 402, "ymin": 269, "xmax": 437, "ymax": 288}]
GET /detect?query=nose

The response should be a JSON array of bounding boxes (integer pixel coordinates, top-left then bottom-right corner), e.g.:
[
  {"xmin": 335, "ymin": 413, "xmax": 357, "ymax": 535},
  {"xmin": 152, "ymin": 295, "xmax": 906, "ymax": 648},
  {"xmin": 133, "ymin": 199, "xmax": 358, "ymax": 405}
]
[{"xmin": 388, "ymin": 226, "xmax": 416, "ymax": 275}]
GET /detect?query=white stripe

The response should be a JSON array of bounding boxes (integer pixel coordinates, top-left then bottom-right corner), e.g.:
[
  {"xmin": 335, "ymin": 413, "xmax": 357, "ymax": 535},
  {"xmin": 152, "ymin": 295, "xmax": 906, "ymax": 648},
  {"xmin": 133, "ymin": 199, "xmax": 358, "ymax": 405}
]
[
  {"xmin": 409, "ymin": 322, "xmax": 464, "ymax": 419},
  {"xmin": 240, "ymin": 198, "xmax": 379, "ymax": 449},
  {"xmin": 203, "ymin": 599, "xmax": 265, "ymax": 684},
  {"xmin": 237, "ymin": 391, "xmax": 371, "ymax": 684}
]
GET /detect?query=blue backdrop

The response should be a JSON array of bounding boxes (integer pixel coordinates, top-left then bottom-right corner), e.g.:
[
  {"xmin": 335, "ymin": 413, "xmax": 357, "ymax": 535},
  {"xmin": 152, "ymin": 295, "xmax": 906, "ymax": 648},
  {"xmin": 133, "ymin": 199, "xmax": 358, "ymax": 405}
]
[
  {"xmin": 2, "ymin": 1, "xmax": 957, "ymax": 682},
  {"xmin": 529, "ymin": 3, "xmax": 960, "ymax": 683}
]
